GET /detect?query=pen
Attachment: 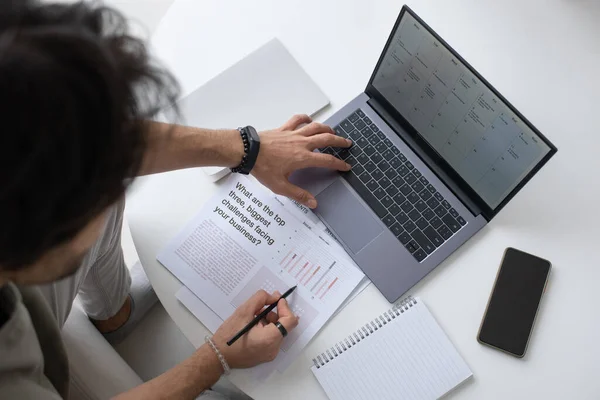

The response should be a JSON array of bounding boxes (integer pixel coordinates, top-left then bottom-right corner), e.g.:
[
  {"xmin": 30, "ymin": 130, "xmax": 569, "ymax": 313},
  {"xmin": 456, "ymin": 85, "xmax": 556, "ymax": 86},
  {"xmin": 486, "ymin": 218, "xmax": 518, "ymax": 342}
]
[{"xmin": 227, "ymin": 285, "xmax": 297, "ymax": 346}]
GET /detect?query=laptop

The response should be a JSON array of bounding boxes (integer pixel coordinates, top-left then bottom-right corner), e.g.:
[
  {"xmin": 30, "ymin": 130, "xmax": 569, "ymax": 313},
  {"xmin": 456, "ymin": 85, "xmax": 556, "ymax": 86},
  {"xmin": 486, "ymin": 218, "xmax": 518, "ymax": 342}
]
[{"xmin": 291, "ymin": 5, "xmax": 557, "ymax": 303}]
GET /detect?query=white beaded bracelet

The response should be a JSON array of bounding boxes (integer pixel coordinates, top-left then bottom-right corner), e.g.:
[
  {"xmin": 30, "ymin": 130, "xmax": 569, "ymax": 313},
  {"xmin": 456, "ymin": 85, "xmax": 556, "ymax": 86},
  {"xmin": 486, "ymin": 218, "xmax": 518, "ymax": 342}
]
[{"xmin": 205, "ymin": 335, "xmax": 231, "ymax": 375}]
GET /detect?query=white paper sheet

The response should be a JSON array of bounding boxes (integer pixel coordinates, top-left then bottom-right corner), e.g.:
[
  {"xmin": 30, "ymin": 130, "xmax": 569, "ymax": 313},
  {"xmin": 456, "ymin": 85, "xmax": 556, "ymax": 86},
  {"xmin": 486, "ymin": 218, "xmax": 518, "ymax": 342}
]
[{"xmin": 158, "ymin": 175, "xmax": 364, "ymax": 378}]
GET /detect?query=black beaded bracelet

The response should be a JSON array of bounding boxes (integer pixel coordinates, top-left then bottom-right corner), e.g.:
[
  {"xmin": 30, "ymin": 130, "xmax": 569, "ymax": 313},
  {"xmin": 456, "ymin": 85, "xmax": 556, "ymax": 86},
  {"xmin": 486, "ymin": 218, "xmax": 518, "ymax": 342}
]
[{"xmin": 231, "ymin": 126, "xmax": 260, "ymax": 175}]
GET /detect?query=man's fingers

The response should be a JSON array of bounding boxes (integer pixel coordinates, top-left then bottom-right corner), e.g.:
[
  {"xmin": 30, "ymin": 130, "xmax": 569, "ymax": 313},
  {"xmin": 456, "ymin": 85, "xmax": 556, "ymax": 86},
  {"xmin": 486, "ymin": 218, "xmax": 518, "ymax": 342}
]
[
  {"xmin": 277, "ymin": 182, "xmax": 318, "ymax": 209},
  {"xmin": 241, "ymin": 289, "xmax": 279, "ymax": 315},
  {"xmin": 301, "ymin": 152, "xmax": 351, "ymax": 172},
  {"xmin": 297, "ymin": 122, "xmax": 334, "ymax": 137},
  {"xmin": 265, "ymin": 311, "xmax": 278, "ymax": 324},
  {"xmin": 275, "ymin": 299, "xmax": 299, "ymax": 331},
  {"xmin": 308, "ymin": 133, "xmax": 352, "ymax": 150},
  {"xmin": 280, "ymin": 114, "xmax": 312, "ymax": 131}
]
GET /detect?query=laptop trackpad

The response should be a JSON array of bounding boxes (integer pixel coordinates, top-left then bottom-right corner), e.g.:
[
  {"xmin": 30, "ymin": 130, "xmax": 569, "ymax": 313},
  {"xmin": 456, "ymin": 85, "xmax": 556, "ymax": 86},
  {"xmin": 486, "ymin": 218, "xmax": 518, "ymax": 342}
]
[{"xmin": 315, "ymin": 179, "xmax": 383, "ymax": 254}]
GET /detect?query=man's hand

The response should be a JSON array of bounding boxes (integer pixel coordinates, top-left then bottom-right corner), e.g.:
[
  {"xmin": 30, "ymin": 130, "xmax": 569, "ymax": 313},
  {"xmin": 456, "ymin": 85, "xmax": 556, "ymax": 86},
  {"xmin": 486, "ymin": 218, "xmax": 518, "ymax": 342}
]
[
  {"xmin": 252, "ymin": 114, "xmax": 352, "ymax": 209},
  {"xmin": 211, "ymin": 290, "xmax": 299, "ymax": 369}
]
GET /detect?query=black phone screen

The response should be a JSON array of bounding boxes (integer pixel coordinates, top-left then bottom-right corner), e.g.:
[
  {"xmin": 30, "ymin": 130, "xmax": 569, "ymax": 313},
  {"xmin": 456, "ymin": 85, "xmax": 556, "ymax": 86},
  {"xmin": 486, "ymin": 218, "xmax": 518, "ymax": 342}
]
[{"xmin": 478, "ymin": 248, "xmax": 551, "ymax": 357}]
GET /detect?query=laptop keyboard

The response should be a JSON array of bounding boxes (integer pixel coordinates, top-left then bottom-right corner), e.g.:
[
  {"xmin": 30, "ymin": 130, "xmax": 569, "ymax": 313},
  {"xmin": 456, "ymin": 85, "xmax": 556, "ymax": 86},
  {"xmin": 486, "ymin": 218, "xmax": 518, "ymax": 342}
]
[{"xmin": 321, "ymin": 108, "xmax": 467, "ymax": 262}]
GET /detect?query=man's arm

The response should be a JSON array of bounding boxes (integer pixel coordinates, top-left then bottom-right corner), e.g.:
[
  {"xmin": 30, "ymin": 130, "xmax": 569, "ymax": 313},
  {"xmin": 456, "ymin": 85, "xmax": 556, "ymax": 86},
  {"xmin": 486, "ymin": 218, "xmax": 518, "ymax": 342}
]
[
  {"xmin": 113, "ymin": 344, "xmax": 223, "ymax": 400},
  {"xmin": 138, "ymin": 115, "xmax": 353, "ymax": 208},
  {"xmin": 113, "ymin": 290, "xmax": 298, "ymax": 400}
]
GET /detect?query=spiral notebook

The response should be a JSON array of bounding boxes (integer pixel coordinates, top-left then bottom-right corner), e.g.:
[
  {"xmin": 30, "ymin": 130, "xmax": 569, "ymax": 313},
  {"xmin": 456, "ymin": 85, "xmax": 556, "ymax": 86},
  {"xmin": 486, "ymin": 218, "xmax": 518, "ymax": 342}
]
[{"xmin": 310, "ymin": 297, "xmax": 472, "ymax": 400}]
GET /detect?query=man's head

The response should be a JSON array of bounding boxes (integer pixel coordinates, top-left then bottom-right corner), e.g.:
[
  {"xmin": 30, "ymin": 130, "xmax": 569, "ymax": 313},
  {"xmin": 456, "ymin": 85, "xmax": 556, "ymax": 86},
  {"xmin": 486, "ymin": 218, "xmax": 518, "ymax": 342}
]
[{"xmin": 0, "ymin": 1, "xmax": 179, "ymax": 285}]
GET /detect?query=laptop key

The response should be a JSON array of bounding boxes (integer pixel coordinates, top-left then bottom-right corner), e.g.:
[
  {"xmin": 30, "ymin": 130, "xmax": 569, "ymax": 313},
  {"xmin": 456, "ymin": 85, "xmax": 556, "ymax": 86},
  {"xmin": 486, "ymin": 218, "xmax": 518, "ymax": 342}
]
[
  {"xmin": 391, "ymin": 146, "xmax": 400, "ymax": 156},
  {"xmin": 411, "ymin": 230, "xmax": 435, "ymax": 254},
  {"xmin": 401, "ymin": 201, "xmax": 414, "ymax": 213},
  {"xmin": 378, "ymin": 160, "xmax": 391, "ymax": 172},
  {"xmin": 392, "ymin": 176, "xmax": 404, "ymax": 187},
  {"xmin": 434, "ymin": 192, "xmax": 444, "ymax": 202},
  {"xmin": 422, "ymin": 209, "xmax": 435, "ymax": 221},
  {"xmin": 370, "ymin": 152, "xmax": 383, "ymax": 164},
  {"xmin": 352, "ymin": 164, "xmax": 365, "ymax": 176},
  {"xmin": 357, "ymin": 153, "xmax": 369, "ymax": 164},
  {"xmin": 416, "ymin": 217, "xmax": 429, "ymax": 230},
  {"xmin": 399, "ymin": 184, "xmax": 412, "ymax": 196},
  {"xmin": 419, "ymin": 176, "xmax": 429, "ymax": 186},
  {"xmin": 408, "ymin": 209, "xmax": 420, "ymax": 221},
  {"xmin": 354, "ymin": 120, "xmax": 366, "ymax": 130},
  {"xmin": 426, "ymin": 197, "xmax": 440, "ymax": 209},
  {"xmin": 359, "ymin": 172, "xmax": 372, "ymax": 184},
  {"xmin": 441, "ymin": 214, "xmax": 461, "ymax": 233},
  {"xmin": 449, "ymin": 208, "xmax": 459, "ymax": 218},
  {"xmin": 363, "ymin": 116, "xmax": 372, "ymax": 125},
  {"xmin": 427, "ymin": 184, "xmax": 436, "ymax": 193},
  {"xmin": 377, "ymin": 131, "xmax": 386, "ymax": 140},
  {"xmin": 393, "ymin": 193, "xmax": 406, "ymax": 205},
  {"xmin": 382, "ymin": 149, "xmax": 394, "ymax": 161},
  {"xmin": 342, "ymin": 171, "xmax": 387, "ymax": 218},
  {"xmin": 412, "ymin": 248, "xmax": 427, "ymax": 262},
  {"xmin": 356, "ymin": 109, "xmax": 365, "ymax": 118},
  {"xmin": 438, "ymin": 224, "xmax": 453, "ymax": 240},
  {"xmin": 419, "ymin": 189, "xmax": 432, "ymax": 201},
  {"xmin": 403, "ymin": 220, "xmax": 417, "ymax": 233},
  {"xmin": 396, "ymin": 212, "xmax": 409, "ymax": 224},
  {"xmin": 413, "ymin": 169, "xmax": 422, "ymax": 179},
  {"xmin": 334, "ymin": 126, "xmax": 347, "ymax": 137},
  {"xmin": 388, "ymin": 203, "xmax": 401, "ymax": 216},
  {"xmin": 406, "ymin": 240, "xmax": 419, "ymax": 253},
  {"xmin": 366, "ymin": 179, "xmax": 379, "ymax": 191},
  {"xmin": 430, "ymin": 216, "xmax": 443, "ymax": 229},
  {"xmin": 373, "ymin": 187, "xmax": 386, "ymax": 200},
  {"xmin": 390, "ymin": 222, "xmax": 403, "ymax": 236},
  {"xmin": 383, "ymin": 138, "xmax": 394, "ymax": 148},
  {"xmin": 414, "ymin": 200, "xmax": 427, "ymax": 212},
  {"xmin": 390, "ymin": 157, "xmax": 402, "ymax": 169},
  {"xmin": 370, "ymin": 123, "xmax": 378, "ymax": 130},
  {"xmin": 404, "ymin": 173, "xmax": 417, "ymax": 185},
  {"xmin": 398, "ymin": 153, "xmax": 407, "ymax": 162},
  {"xmin": 368, "ymin": 134, "xmax": 381, "ymax": 145},
  {"xmin": 411, "ymin": 181, "xmax": 424, "ymax": 193},
  {"xmin": 385, "ymin": 184, "xmax": 399, "ymax": 196},
  {"xmin": 375, "ymin": 142, "xmax": 387, "ymax": 153},
  {"xmin": 371, "ymin": 170, "xmax": 384, "ymax": 181},
  {"xmin": 434, "ymin": 205, "xmax": 447, "ymax": 218},
  {"xmin": 382, "ymin": 214, "xmax": 395, "ymax": 228},
  {"xmin": 379, "ymin": 177, "xmax": 392, "ymax": 189},
  {"xmin": 363, "ymin": 145, "xmax": 376, "ymax": 156},
  {"xmin": 398, "ymin": 231, "xmax": 411, "ymax": 244},
  {"xmin": 364, "ymin": 161, "xmax": 377, "ymax": 172},
  {"xmin": 405, "ymin": 161, "xmax": 414, "ymax": 170},
  {"xmin": 397, "ymin": 165, "xmax": 409, "ymax": 177},
  {"xmin": 385, "ymin": 168, "xmax": 398, "ymax": 180},
  {"xmin": 457, "ymin": 216, "xmax": 467, "ymax": 226},
  {"xmin": 338, "ymin": 148, "xmax": 351, "ymax": 160},
  {"xmin": 349, "ymin": 129, "xmax": 362, "ymax": 141},
  {"xmin": 348, "ymin": 112, "xmax": 360, "ymax": 123},
  {"xmin": 341, "ymin": 120, "xmax": 353, "ymax": 132},
  {"xmin": 423, "ymin": 226, "xmax": 444, "ymax": 247},
  {"xmin": 361, "ymin": 126, "xmax": 374, "ymax": 138},
  {"xmin": 356, "ymin": 137, "xmax": 368, "ymax": 147},
  {"xmin": 381, "ymin": 195, "xmax": 394, "ymax": 208},
  {"xmin": 407, "ymin": 192, "xmax": 419, "ymax": 204},
  {"xmin": 442, "ymin": 200, "xmax": 451, "ymax": 210},
  {"xmin": 350, "ymin": 145, "xmax": 363, "ymax": 157}
]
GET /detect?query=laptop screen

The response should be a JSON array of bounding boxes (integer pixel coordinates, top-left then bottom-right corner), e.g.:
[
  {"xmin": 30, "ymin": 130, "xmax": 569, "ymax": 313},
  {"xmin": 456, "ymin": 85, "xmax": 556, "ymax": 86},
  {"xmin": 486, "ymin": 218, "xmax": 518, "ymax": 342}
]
[{"xmin": 372, "ymin": 11, "xmax": 551, "ymax": 209}]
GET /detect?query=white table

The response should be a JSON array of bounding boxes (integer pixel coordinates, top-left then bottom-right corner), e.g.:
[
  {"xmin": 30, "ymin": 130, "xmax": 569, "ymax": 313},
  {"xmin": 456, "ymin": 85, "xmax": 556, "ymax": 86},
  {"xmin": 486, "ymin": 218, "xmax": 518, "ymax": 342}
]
[{"xmin": 126, "ymin": 0, "xmax": 600, "ymax": 398}]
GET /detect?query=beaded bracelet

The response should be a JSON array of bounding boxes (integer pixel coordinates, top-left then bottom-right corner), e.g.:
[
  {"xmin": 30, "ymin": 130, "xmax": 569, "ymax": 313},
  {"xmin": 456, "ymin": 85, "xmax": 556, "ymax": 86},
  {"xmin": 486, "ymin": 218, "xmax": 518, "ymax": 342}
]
[{"xmin": 205, "ymin": 335, "xmax": 231, "ymax": 375}]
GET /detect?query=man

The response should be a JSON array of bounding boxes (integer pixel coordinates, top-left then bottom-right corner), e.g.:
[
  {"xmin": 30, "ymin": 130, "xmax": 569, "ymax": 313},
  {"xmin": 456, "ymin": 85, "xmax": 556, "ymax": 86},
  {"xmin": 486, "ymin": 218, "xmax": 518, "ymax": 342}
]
[{"xmin": 0, "ymin": 1, "xmax": 352, "ymax": 399}]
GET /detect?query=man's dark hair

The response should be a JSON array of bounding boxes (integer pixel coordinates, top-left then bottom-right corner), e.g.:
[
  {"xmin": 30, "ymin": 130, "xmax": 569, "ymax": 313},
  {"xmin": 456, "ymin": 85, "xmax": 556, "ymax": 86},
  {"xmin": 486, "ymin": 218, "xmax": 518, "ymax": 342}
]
[{"xmin": 0, "ymin": 1, "xmax": 180, "ymax": 269}]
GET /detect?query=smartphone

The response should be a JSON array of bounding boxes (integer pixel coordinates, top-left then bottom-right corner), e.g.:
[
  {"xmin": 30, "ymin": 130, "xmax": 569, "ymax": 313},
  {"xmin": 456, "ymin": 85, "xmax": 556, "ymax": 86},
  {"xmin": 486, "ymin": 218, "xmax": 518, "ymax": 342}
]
[{"xmin": 477, "ymin": 247, "xmax": 551, "ymax": 358}]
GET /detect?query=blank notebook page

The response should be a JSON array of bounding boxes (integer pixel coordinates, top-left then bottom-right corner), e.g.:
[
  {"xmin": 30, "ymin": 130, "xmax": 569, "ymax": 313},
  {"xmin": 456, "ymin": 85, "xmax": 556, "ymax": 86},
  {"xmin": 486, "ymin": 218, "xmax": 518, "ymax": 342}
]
[{"xmin": 310, "ymin": 297, "xmax": 472, "ymax": 400}]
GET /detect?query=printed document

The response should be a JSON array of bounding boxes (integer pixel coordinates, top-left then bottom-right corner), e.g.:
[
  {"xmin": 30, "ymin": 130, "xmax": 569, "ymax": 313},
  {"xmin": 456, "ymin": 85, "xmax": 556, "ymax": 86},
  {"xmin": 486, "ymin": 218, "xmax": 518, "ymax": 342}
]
[{"xmin": 157, "ymin": 175, "xmax": 365, "ymax": 376}]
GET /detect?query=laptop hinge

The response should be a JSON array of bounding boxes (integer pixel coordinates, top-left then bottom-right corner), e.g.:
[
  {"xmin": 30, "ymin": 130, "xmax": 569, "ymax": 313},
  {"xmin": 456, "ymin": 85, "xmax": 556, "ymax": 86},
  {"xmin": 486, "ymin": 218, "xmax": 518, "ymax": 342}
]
[{"xmin": 367, "ymin": 97, "xmax": 484, "ymax": 219}]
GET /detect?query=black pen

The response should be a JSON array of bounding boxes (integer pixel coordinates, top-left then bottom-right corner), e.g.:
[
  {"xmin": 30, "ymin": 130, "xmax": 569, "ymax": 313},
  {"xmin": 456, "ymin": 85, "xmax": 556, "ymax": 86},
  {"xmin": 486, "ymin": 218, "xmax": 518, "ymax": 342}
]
[{"xmin": 227, "ymin": 285, "xmax": 297, "ymax": 346}]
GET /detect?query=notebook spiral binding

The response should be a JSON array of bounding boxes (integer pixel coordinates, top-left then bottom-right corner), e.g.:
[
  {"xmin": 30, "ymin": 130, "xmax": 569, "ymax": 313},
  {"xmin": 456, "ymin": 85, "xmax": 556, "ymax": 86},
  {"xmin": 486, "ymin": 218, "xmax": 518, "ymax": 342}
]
[{"xmin": 312, "ymin": 296, "xmax": 417, "ymax": 369}]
